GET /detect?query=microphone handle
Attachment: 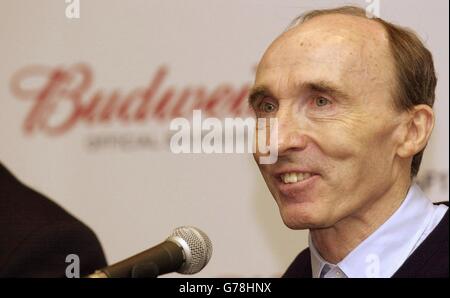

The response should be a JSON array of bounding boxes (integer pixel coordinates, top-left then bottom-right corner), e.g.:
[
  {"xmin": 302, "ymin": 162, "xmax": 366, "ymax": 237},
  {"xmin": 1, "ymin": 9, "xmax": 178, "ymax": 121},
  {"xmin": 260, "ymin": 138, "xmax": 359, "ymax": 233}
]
[
  {"xmin": 88, "ymin": 240, "xmax": 184, "ymax": 278},
  {"xmin": 87, "ymin": 271, "xmax": 108, "ymax": 278}
]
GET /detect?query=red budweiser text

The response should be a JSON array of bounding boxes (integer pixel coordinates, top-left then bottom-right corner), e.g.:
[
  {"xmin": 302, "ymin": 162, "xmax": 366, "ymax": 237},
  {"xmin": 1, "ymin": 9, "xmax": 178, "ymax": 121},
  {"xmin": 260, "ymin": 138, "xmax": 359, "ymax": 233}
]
[{"xmin": 10, "ymin": 63, "xmax": 252, "ymax": 136}]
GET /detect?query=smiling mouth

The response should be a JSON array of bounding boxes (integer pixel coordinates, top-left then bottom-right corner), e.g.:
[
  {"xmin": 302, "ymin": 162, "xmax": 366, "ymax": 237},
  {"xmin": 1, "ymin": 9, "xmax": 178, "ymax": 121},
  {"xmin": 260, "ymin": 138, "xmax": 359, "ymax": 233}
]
[{"xmin": 278, "ymin": 172, "xmax": 317, "ymax": 184}]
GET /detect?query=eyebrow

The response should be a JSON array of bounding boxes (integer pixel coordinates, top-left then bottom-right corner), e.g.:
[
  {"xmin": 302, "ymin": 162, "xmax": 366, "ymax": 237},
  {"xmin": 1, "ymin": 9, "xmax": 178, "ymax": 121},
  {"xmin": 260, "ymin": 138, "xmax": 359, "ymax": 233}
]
[
  {"xmin": 248, "ymin": 86, "xmax": 273, "ymax": 108},
  {"xmin": 306, "ymin": 81, "xmax": 351, "ymax": 101},
  {"xmin": 248, "ymin": 80, "xmax": 350, "ymax": 107}
]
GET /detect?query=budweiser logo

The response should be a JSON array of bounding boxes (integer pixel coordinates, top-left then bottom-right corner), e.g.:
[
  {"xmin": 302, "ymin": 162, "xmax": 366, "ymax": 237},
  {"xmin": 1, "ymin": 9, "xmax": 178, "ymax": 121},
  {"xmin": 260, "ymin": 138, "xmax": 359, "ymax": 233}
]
[{"xmin": 10, "ymin": 63, "xmax": 252, "ymax": 136}]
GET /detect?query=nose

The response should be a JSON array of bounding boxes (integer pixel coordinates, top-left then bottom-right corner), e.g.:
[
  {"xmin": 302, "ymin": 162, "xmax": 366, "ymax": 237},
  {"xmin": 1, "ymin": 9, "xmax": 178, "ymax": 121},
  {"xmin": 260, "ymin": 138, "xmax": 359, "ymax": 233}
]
[{"xmin": 276, "ymin": 109, "xmax": 308, "ymax": 157}]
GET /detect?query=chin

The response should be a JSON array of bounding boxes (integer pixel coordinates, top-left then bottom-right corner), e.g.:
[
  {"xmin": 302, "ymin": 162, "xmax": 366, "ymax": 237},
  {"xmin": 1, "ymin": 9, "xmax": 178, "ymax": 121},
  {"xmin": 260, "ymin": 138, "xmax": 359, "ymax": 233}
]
[{"xmin": 278, "ymin": 201, "xmax": 335, "ymax": 230}]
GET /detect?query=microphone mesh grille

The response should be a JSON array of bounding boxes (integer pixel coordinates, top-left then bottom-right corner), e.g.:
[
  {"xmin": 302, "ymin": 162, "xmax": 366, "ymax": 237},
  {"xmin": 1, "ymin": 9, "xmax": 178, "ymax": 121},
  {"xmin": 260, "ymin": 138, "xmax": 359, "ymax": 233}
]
[{"xmin": 169, "ymin": 226, "xmax": 212, "ymax": 274}]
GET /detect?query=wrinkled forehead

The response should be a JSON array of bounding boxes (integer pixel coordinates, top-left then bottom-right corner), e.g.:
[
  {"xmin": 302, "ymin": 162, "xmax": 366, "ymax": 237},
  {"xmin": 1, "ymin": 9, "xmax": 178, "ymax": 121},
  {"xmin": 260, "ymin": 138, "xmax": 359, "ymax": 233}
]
[{"xmin": 256, "ymin": 14, "xmax": 395, "ymax": 98}]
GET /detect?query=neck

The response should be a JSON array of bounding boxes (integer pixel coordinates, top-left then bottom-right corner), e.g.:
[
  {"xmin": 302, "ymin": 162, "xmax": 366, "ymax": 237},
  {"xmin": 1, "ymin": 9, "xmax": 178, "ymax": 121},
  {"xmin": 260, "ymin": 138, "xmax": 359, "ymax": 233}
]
[{"xmin": 310, "ymin": 177, "xmax": 411, "ymax": 264}]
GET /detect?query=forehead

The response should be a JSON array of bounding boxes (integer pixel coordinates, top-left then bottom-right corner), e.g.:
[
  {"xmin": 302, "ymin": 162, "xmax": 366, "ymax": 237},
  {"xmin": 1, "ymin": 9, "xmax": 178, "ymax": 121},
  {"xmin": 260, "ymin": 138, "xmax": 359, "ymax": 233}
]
[{"xmin": 256, "ymin": 14, "xmax": 394, "ymax": 99}]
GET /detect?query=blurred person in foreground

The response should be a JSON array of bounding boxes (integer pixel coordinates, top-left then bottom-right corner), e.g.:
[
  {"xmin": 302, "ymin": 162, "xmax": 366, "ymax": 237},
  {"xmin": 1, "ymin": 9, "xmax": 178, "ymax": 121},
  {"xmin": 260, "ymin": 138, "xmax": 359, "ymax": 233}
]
[{"xmin": 0, "ymin": 162, "xmax": 106, "ymax": 277}]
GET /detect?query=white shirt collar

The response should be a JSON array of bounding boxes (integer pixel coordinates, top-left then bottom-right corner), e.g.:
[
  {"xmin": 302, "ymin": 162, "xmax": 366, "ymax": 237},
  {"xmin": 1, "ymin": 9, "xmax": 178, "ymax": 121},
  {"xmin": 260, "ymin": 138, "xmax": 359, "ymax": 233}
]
[{"xmin": 310, "ymin": 183, "xmax": 447, "ymax": 278}]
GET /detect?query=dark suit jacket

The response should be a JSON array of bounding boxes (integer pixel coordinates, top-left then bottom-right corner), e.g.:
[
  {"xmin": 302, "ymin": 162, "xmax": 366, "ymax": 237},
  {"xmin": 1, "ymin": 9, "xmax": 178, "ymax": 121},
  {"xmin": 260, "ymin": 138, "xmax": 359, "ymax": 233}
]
[
  {"xmin": 283, "ymin": 202, "xmax": 449, "ymax": 278},
  {"xmin": 0, "ymin": 163, "xmax": 107, "ymax": 277}
]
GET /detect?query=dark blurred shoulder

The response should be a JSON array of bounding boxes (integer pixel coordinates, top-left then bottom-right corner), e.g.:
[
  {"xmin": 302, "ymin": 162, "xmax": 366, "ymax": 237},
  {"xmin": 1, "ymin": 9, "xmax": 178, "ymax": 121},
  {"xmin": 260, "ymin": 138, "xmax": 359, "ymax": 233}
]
[{"xmin": 0, "ymin": 162, "xmax": 107, "ymax": 277}]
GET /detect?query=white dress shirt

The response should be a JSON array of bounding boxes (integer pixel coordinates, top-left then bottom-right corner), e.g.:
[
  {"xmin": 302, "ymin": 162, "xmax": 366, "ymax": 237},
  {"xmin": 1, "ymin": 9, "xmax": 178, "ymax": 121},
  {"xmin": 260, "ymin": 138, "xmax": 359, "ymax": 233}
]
[{"xmin": 310, "ymin": 183, "xmax": 448, "ymax": 278}]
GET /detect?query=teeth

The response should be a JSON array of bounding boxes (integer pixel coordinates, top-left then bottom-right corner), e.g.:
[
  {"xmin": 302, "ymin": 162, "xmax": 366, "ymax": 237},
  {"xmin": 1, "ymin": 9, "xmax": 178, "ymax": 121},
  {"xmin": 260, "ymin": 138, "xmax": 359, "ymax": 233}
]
[
  {"xmin": 281, "ymin": 172, "xmax": 313, "ymax": 184},
  {"xmin": 289, "ymin": 173, "xmax": 297, "ymax": 183}
]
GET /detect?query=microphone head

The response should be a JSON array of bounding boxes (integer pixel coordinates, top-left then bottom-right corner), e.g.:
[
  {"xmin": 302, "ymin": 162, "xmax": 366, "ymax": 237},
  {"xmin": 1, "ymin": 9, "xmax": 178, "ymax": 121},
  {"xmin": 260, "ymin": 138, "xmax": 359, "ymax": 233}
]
[{"xmin": 166, "ymin": 226, "xmax": 212, "ymax": 274}]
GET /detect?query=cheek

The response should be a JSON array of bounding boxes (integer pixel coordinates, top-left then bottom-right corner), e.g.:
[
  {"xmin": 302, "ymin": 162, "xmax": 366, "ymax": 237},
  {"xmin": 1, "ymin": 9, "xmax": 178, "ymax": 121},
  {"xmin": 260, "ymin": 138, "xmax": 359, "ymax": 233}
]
[
  {"xmin": 309, "ymin": 117, "xmax": 396, "ymax": 185},
  {"xmin": 310, "ymin": 120, "xmax": 362, "ymax": 160},
  {"xmin": 360, "ymin": 122, "xmax": 400, "ymax": 178},
  {"xmin": 331, "ymin": 121, "xmax": 399, "ymax": 186}
]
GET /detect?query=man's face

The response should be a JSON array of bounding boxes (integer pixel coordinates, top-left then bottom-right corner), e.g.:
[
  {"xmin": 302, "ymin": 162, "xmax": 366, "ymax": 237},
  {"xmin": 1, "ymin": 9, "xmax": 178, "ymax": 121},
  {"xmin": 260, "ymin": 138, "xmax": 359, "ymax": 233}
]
[{"xmin": 252, "ymin": 15, "xmax": 407, "ymax": 229}]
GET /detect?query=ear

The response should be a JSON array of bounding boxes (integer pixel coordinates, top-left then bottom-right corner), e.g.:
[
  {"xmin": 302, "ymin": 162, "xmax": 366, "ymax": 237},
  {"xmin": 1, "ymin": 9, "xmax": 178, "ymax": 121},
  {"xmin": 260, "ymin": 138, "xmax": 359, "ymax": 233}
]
[{"xmin": 396, "ymin": 104, "xmax": 435, "ymax": 158}]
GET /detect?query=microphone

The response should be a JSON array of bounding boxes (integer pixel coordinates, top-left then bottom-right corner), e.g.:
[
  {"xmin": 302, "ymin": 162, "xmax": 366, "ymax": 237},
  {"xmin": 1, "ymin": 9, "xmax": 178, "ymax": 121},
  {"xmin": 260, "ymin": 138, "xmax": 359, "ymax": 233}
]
[{"xmin": 87, "ymin": 226, "xmax": 213, "ymax": 278}]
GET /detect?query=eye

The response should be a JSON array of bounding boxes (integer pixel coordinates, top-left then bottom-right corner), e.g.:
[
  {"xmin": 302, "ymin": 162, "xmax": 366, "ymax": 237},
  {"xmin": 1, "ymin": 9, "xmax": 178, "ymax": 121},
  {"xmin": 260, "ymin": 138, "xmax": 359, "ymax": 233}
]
[
  {"xmin": 315, "ymin": 96, "xmax": 331, "ymax": 107},
  {"xmin": 258, "ymin": 101, "xmax": 277, "ymax": 113}
]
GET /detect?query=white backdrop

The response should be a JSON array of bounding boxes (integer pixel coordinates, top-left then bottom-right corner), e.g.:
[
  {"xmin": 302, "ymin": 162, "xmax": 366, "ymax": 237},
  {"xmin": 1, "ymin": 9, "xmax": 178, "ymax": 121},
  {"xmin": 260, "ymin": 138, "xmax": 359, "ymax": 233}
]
[{"xmin": 0, "ymin": 0, "xmax": 448, "ymax": 277}]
